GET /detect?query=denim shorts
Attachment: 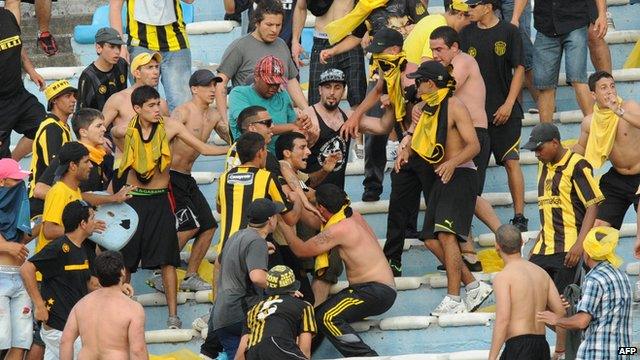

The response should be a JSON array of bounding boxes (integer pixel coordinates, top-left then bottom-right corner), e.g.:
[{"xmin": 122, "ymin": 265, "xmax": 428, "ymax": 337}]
[
  {"xmin": 533, "ymin": 27, "xmax": 588, "ymax": 89},
  {"xmin": 41, "ymin": 326, "xmax": 81, "ymax": 360},
  {"xmin": 128, "ymin": 46, "xmax": 192, "ymax": 111},
  {"xmin": 0, "ymin": 266, "xmax": 33, "ymax": 350},
  {"xmin": 501, "ymin": 0, "xmax": 534, "ymax": 70}
]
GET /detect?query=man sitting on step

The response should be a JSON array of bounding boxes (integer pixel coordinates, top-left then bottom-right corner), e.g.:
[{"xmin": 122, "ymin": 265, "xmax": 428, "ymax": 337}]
[{"xmin": 279, "ymin": 184, "xmax": 397, "ymax": 358}]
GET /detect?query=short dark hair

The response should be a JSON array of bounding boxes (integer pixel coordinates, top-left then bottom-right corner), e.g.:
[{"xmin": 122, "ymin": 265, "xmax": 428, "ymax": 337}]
[
  {"xmin": 252, "ymin": 0, "xmax": 284, "ymax": 27},
  {"xmin": 57, "ymin": 141, "xmax": 90, "ymax": 177},
  {"xmin": 71, "ymin": 108, "xmax": 104, "ymax": 139},
  {"xmin": 236, "ymin": 132, "xmax": 266, "ymax": 163},
  {"xmin": 238, "ymin": 105, "xmax": 268, "ymax": 134},
  {"xmin": 275, "ymin": 132, "xmax": 306, "ymax": 160},
  {"xmin": 94, "ymin": 251, "xmax": 125, "ymax": 287},
  {"xmin": 588, "ymin": 70, "xmax": 614, "ymax": 91},
  {"xmin": 131, "ymin": 85, "xmax": 160, "ymax": 108},
  {"xmin": 316, "ymin": 183, "xmax": 349, "ymax": 214},
  {"xmin": 495, "ymin": 224, "xmax": 522, "ymax": 255},
  {"xmin": 430, "ymin": 26, "xmax": 460, "ymax": 48},
  {"xmin": 61, "ymin": 200, "xmax": 93, "ymax": 233}
]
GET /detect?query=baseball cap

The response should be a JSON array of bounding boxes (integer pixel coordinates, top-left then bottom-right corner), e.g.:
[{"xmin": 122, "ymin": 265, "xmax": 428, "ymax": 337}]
[
  {"xmin": 44, "ymin": 80, "xmax": 78, "ymax": 111},
  {"xmin": 255, "ymin": 55, "xmax": 287, "ymax": 85},
  {"xmin": 450, "ymin": 0, "xmax": 470, "ymax": 11},
  {"xmin": 318, "ymin": 68, "xmax": 346, "ymax": 86},
  {"xmin": 406, "ymin": 61, "xmax": 452, "ymax": 87},
  {"xmin": 130, "ymin": 52, "xmax": 162, "ymax": 75},
  {"xmin": 465, "ymin": 0, "xmax": 498, "ymax": 7},
  {"xmin": 366, "ymin": 27, "xmax": 404, "ymax": 54},
  {"xmin": 247, "ymin": 198, "xmax": 285, "ymax": 225},
  {"xmin": 522, "ymin": 123, "xmax": 561, "ymax": 151},
  {"xmin": 265, "ymin": 265, "xmax": 301, "ymax": 295},
  {"xmin": 0, "ymin": 158, "xmax": 30, "ymax": 180},
  {"xmin": 95, "ymin": 27, "xmax": 125, "ymax": 45},
  {"xmin": 189, "ymin": 69, "xmax": 223, "ymax": 87}
]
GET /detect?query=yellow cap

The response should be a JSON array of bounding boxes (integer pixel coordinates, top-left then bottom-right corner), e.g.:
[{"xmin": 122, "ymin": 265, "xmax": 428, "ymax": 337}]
[
  {"xmin": 583, "ymin": 226, "xmax": 623, "ymax": 268},
  {"xmin": 130, "ymin": 52, "xmax": 163, "ymax": 75},
  {"xmin": 44, "ymin": 80, "xmax": 77, "ymax": 110},
  {"xmin": 451, "ymin": 0, "xmax": 470, "ymax": 12}
]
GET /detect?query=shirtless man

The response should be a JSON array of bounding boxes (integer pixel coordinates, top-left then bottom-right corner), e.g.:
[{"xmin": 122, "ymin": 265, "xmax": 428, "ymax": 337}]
[
  {"xmin": 60, "ymin": 251, "xmax": 147, "ymax": 360},
  {"xmin": 146, "ymin": 70, "xmax": 231, "ymax": 293},
  {"xmin": 111, "ymin": 85, "xmax": 229, "ymax": 328},
  {"xmin": 396, "ymin": 61, "xmax": 492, "ymax": 315},
  {"xmin": 489, "ymin": 225, "xmax": 565, "ymax": 360},
  {"xmin": 573, "ymin": 71, "xmax": 640, "ymax": 257},
  {"xmin": 279, "ymin": 183, "xmax": 396, "ymax": 358},
  {"xmin": 102, "ymin": 52, "xmax": 169, "ymax": 157}
]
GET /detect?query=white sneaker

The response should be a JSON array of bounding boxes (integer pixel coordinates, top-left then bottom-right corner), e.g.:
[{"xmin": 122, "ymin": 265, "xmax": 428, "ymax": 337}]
[
  {"xmin": 465, "ymin": 281, "xmax": 493, "ymax": 312},
  {"xmin": 431, "ymin": 295, "xmax": 467, "ymax": 316},
  {"xmin": 386, "ymin": 140, "xmax": 399, "ymax": 161}
]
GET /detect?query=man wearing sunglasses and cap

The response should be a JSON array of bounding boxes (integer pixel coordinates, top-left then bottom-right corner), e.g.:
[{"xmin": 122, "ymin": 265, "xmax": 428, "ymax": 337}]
[
  {"xmin": 396, "ymin": 60, "xmax": 493, "ymax": 315},
  {"xmin": 28, "ymin": 80, "xmax": 78, "ymax": 219}
]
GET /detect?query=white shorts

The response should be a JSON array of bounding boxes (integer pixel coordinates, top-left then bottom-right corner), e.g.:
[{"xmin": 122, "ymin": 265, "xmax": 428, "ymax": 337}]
[{"xmin": 40, "ymin": 326, "xmax": 81, "ymax": 360}]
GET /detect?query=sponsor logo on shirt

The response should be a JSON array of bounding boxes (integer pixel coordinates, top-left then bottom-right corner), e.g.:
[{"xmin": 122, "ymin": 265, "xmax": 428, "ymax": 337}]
[{"xmin": 228, "ymin": 172, "xmax": 255, "ymax": 185}]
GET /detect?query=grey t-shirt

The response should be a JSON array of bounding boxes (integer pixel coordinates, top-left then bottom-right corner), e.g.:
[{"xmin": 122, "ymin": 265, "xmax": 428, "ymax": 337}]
[
  {"xmin": 217, "ymin": 34, "xmax": 298, "ymax": 87},
  {"xmin": 212, "ymin": 227, "xmax": 269, "ymax": 330}
]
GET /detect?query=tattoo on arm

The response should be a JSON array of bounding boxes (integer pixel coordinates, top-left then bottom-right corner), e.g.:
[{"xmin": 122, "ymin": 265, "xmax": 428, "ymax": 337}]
[
  {"xmin": 313, "ymin": 229, "xmax": 332, "ymax": 247},
  {"xmin": 215, "ymin": 121, "xmax": 232, "ymax": 144}
]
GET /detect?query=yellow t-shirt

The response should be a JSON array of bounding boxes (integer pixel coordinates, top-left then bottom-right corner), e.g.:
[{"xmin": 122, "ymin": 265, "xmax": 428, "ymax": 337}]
[
  {"xmin": 403, "ymin": 14, "xmax": 448, "ymax": 64},
  {"xmin": 37, "ymin": 181, "xmax": 82, "ymax": 253}
]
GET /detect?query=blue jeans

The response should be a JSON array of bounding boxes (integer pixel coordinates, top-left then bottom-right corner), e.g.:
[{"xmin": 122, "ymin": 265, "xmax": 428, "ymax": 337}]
[
  {"xmin": 129, "ymin": 46, "xmax": 192, "ymax": 111},
  {"xmin": 533, "ymin": 27, "xmax": 588, "ymax": 89},
  {"xmin": 501, "ymin": 0, "xmax": 534, "ymax": 70},
  {"xmin": 0, "ymin": 266, "xmax": 33, "ymax": 350},
  {"xmin": 214, "ymin": 322, "xmax": 243, "ymax": 359}
]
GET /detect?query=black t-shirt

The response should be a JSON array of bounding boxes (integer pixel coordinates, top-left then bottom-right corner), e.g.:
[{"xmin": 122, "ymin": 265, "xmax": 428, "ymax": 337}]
[
  {"xmin": 0, "ymin": 9, "xmax": 24, "ymax": 98},
  {"xmin": 29, "ymin": 236, "xmax": 92, "ymax": 331},
  {"xmin": 460, "ymin": 21, "xmax": 524, "ymax": 120},
  {"xmin": 77, "ymin": 58, "xmax": 128, "ymax": 111}
]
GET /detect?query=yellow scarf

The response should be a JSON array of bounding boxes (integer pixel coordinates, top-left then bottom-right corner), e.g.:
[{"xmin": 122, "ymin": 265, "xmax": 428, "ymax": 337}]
[
  {"xmin": 583, "ymin": 226, "xmax": 622, "ymax": 268},
  {"xmin": 411, "ymin": 88, "xmax": 452, "ymax": 164},
  {"xmin": 324, "ymin": 0, "xmax": 389, "ymax": 44},
  {"xmin": 117, "ymin": 115, "xmax": 171, "ymax": 181},
  {"xmin": 370, "ymin": 52, "xmax": 407, "ymax": 122},
  {"xmin": 585, "ymin": 98, "xmax": 621, "ymax": 169},
  {"xmin": 79, "ymin": 141, "xmax": 106, "ymax": 165},
  {"xmin": 315, "ymin": 203, "xmax": 351, "ymax": 276}
]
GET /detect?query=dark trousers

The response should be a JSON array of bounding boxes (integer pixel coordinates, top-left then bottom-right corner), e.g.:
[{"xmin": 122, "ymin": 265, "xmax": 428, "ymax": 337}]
[
  {"xmin": 315, "ymin": 282, "xmax": 396, "ymax": 357},
  {"xmin": 362, "ymin": 80, "xmax": 387, "ymax": 194},
  {"xmin": 383, "ymin": 155, "xmax": 435, "ymax": 264},
  {"xmin": 201, "ymin": 307, "xmax": 224, "ymax": 358},
  {"xmin": 215, "ymin": 322, "xmax": 244, "ymax": 359}
]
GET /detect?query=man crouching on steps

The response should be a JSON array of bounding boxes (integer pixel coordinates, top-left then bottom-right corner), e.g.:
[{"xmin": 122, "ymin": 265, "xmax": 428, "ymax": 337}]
[{"xmin": 279, "ymin": 184, "xmax": 396, "ymax": 357}]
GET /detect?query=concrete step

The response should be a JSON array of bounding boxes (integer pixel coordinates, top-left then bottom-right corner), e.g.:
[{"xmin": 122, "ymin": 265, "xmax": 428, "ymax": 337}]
[
  {"xmin": 19, "ymin": 14, "xmax": 93, "ymax": 38},
  {"xmin": 29, "ymin": 52, "xmax": 81, "ymax": 69},
  {"xmin": 22, "ymin": 34, "xmax": 75, "ymax": 56}
]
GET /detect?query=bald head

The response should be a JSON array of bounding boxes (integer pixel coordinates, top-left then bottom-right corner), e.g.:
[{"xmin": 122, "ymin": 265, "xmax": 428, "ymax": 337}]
[{"xmin": 495, "ymin": 224, "xmax": 522, "ymax": 255}]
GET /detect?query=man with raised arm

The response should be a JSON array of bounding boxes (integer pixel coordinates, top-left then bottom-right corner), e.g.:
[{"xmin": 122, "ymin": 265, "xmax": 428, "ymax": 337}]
[
  {"xmin": 489, "ymin": 224, "xmax": 565, "ymax": 360},
  {"xmin": 60, "ymin": 251, "xmax": 147, "ymax": 360}
]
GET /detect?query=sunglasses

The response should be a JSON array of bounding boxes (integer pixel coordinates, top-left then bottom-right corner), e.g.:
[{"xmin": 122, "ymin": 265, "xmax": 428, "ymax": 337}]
[{"xmin": 251, "ymin": 119, "xmax": 273, "ymax": 127}]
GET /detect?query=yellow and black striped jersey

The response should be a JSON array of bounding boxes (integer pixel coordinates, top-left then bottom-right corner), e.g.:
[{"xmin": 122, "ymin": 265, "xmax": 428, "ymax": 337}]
[
  {"xmin": 533, "ymin": 150, "xmax": 604, "ymax": 255},
  {"xmin": 29, "ymin": 114, "xmax": 71, "ymax": 197},
  {"xmin": 245, "ymin": 295, "xmax": 317, "ymax": 349},
  {"xmin": 216, "ymin": 166, "xmax": 291, "ymax": 252},
  {"xmin": 126, "ymin": 0, "xmax": 189, "ymax": 52}
]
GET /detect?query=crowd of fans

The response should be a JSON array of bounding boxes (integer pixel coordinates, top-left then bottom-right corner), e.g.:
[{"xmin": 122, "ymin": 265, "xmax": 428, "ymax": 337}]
[{"xmin": 0, "ymin": 0, "xmax": 638, "ymax": 359}]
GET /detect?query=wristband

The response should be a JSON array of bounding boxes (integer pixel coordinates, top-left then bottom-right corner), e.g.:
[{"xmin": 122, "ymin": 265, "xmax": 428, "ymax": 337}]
[
  {"xmin": 403, "ymin": 131, "xmax": 414, "ymax": 137},
  {"xmin": 616, "ymin": 107, "xmax": 625, "ymax": 117}
]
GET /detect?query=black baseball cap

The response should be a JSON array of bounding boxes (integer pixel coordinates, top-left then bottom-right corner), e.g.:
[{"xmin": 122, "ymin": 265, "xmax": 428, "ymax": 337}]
[
  {"xmin": 265, "ymin": 265, "xmax": 301, "ymax": 295},
  {"xmin": 366, "ymin": 27, "xmax": 404, "ymax": 54},
  {"xmin": 406, "ymin": 61, "xmax": 452, "ymax": 87},
  {"xmin": 247, "ymin": 198, "xmax": 285, "ymax": 225},
  {"xmin": 318, "ymin": 68, "xmax": 346, "ymax": 86},
  {"xmin": 95, "ymin": 27, "xmax": 125, "ymax": 45},
  {"xmin": 189, "ymin": 69, "xmax": 223, "ymax": 87},
  {"xmin": 522, "ymin": 123, "xmax": 561, "ymax": 151}
]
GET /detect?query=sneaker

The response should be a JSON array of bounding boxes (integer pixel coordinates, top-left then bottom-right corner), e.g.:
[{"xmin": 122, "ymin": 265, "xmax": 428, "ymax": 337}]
[
  {"xmin": 606, "ymin": 11, "xmax": 615, "ymax": 31},
  {"xmin": 192, "ymin": 313, "xmax": 210, "ymax": 331},
  {"xmin": 361, "ymin": 190, "xmax": 380, "ymax": 202},
  {"xmin": 37, "ymin": 31, "xmax": 58, "ymax": 56},
  {"xmin": 510, "ymin": 214, "xmax": 529, "ymax": 232},
  {"xmin": 146, "ymin": 272, "xmax": 165, "ymax": 293},
  {"xmin": 528, "ymin": 108, "xmax": 539, "ymax": 114},
  {"xmin": 437, "ymin": 259, "xmax": 483, "ymax": 273},
  {"xmin": 354, "ymin": 144, "xmax": 364, "ymax": 160},
  {"xmin": 465, "ymin": 281, "xmax": 493, "ymax": 312},
  {"xmin": 431, "ymin": 295, "xmax": 467, "ymax": 316},
  {"xmin": 389, "ymin": 259, "xmax": 402, "ymax": 277},
  {"xmin": 386, "ymin": 140, "xmax": 399, "ymax": 161},
  {"xmin": 167, "ymin": 315, "xmax": 182, "ymax": 329},
  {"xmin": 180, "ymin": 274, "xmax": 212, "ymax": 292}
]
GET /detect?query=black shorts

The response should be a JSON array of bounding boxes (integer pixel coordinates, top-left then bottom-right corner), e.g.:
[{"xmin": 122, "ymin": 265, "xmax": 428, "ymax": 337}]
[
  {"xmin": 246, "ymin": 337, "xmax": 307, "ymax": 360},
  {"xmin": 121, "ymin": 190, "xmax": 181, "ymax": 272},
  {"xmin": 169, "ymin": 170, "xmax": 217, "ymax": 234},
  {"xmin": 529, "ymin": 253, "xmax": 578, "ymax": 293},
  {"xmin": 0, "ymin": 88, "xmax": 45, "ymax": 158},
  {"xmin": 474, "ymin": 127, "xmax": 491, "ymax": 195},
  {"xmin": 423, "ymin": 168, "xmax": 477, "ymax": 242},
  {"xmin": 488, "ymin": 117, "xmax": 522, "ymax": 166},
  {"xmin": 309, "ymin": 37, "xmax": 366, "ymax": 107},
  {"xmin": 597, "ymin": 167, "xmax": 640, "ymax": 229},
  {"xmin": 500, "ymin": 334, "xmax": 550, "ymax": 360}
]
